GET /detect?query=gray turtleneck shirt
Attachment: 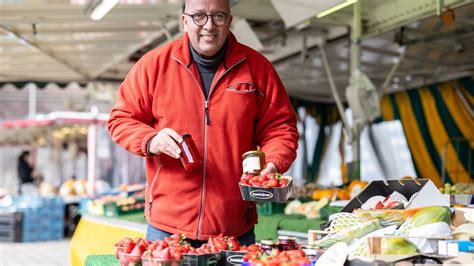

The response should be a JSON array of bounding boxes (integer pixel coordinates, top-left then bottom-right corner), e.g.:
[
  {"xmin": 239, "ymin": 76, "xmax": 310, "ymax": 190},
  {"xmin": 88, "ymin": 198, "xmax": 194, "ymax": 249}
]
[{"xmin": 189, "ymin": 42, "xmax": 226, "ymax": 99}]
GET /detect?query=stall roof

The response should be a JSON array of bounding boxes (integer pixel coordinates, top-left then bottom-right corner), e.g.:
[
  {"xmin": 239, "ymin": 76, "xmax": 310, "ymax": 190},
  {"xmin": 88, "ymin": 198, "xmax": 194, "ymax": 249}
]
[{"xmin": 1, "ymin": 0, "xmax": 473, "ymax": 102}]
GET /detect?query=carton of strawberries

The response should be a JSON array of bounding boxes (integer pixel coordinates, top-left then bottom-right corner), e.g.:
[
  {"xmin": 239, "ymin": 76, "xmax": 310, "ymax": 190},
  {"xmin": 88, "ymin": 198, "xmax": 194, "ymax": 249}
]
[
  {"xmin": 239, "ymin": 173, "xmax": 293, "ymax": 203},
  {"xmin": 115, "ymin": 233, "xmax": 257, "ymax": 266}
]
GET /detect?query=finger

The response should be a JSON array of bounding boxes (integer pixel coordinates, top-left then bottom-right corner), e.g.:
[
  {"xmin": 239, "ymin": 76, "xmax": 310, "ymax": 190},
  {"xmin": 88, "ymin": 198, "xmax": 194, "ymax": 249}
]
[
  {"xmin": 260, "ymin": 163, "xmax": 277, "ymax": 175},
  {"xmin": 260, "ymin": 165, "xmax": 271, "ymax": 176},
  {"xmin": 158, "ymin": 135, "xmax": 181, "ymax": 158},
  {"xmin": 161, "ymin": 133, "xmax": 181, "ymax": 156},
  {"xmin": 163, "ymin": 128, "xmax": 183, "ymax": 143}
]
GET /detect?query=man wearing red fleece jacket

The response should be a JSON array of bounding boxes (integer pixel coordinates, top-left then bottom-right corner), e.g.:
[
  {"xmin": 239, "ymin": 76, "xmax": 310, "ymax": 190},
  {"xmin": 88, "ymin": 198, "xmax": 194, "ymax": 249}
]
[{"xmin": 107, "ymin": 0, "xmax": 298, "ymax": 247}]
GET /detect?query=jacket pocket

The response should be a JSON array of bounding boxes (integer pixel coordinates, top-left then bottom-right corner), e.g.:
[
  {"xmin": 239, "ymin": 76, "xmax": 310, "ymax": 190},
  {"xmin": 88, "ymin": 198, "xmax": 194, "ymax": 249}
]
[
  {"xmin": 148, "ymin": 165, "xmax": 161, "ymax": 217},
  {"xmin": 226, "ymin": 82, "xmax": 258, "ymax": 94}
]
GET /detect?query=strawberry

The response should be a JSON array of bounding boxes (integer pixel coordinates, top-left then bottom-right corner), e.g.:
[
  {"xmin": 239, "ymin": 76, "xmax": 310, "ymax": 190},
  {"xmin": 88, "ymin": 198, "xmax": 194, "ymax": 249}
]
[
  {"xmin": 263, "ymin": 178, "xmax": 279, "ymax": 188},
  {"xmin": 265, "ymin": 173, "xmax": 276, "ymax": 179},
  {"xmin": 129, "ymin": 244, "xmax": 144, "ymax": 257},
  {"xmin": 279, "ymin": 178, "xmax": 289, "ymax": 187},
  {"xmin": 227, "ymin": 236, "xmax": 240, "ymax": 251},
  {"xmin": 153, "ymin": 247, "xmax": 171, "ymax": 260},
  {"xmin": 123, "ymin": 242, "xmax": 136, "ymax": 253}
]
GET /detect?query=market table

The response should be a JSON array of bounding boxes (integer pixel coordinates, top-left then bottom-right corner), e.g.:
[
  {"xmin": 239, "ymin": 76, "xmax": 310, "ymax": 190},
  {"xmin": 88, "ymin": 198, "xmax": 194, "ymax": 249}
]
[
  {"xmin": 70, "ymin": 214, "xmax": 145, "ymax": 266},
  {"xmin": 72, "ymin": 213, "xmax": 327, "ymax": 265}
]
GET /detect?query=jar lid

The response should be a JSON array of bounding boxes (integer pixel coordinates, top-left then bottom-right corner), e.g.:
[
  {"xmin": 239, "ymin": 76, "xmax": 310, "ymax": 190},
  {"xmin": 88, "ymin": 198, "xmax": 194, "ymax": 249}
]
[
  {"xmin": 182, "ymin": 134, "xmax": 191, "ymax": 138},
  {"xmin": 277, "ymin": 236, "xmax": 297, "ymax": 241},
  {"xmin": 260, "ymin": 240, "xmax": 276, "ymax": 245},
  {"xmin": 242, "ymin": 150, "xmax": 265, "ymax": 159}
]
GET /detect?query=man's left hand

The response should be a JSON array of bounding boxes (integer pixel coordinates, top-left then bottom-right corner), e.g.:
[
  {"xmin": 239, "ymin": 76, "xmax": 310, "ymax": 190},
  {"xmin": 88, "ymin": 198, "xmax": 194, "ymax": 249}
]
[{"xmin": 260, "ymin": 162, "xmax": 278, "ymax": 176}]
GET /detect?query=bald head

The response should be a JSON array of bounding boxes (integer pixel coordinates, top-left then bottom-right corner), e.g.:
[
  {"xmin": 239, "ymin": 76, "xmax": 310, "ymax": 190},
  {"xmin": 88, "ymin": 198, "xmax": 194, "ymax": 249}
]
[{"xmin": 184, "ymin": 0, "xmax": 231, "ymax": 14}]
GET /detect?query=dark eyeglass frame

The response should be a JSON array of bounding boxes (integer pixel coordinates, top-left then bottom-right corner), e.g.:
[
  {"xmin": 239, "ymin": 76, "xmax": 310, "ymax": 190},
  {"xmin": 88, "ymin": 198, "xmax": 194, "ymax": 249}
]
[{"xmin": 183, "ymin": 12, "xmax": 229, "ymax": 26}]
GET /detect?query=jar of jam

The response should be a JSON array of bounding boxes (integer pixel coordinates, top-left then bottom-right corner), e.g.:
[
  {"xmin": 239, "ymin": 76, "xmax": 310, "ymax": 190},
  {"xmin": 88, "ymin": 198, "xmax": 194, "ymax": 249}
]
[
  {"xmin": 260, "ymin": 240, "xmax": 279, "ymax": 255},
  {"xmin": 178, "ymin": 134, "xmax": 202, "ymax": 172},
  {"xmin": 278, "ymin": 236, "xmax": 298, "ymax": 251},
  {"xmin": 242, "ymin": 150, "xmax": 265, "ymax": 174}
]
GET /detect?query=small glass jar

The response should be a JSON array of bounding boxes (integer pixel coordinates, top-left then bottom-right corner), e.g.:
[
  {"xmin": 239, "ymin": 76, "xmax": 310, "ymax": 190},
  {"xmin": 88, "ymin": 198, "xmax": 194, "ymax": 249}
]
[
  {"xmin": 278, "ymin": 236, "xmax": 298, "ymax": 251},
  {"xmin": 178, "ymin": 134, "xmax": 202, "ymax": 172},
  {"xmin": 242, "ymin": 150, "xmax": 265, "ymax": 174},
  {"xmin": 260, "ymin": 240, "xmax": 279, "ymax": 255}
]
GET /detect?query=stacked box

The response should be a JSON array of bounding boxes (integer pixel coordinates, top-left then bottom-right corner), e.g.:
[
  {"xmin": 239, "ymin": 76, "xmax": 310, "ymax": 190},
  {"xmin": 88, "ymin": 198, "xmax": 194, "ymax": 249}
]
[
  {"xmin": 20, "ymin": 196, "xmax": 65, "ymax": 242},
  {"xmin": 2, "ymin": 196, "xmax": 65, "ymax": 242},
  {"xmin": 0, "ymin": 212, "xmax": 23, "ymax": 242}
]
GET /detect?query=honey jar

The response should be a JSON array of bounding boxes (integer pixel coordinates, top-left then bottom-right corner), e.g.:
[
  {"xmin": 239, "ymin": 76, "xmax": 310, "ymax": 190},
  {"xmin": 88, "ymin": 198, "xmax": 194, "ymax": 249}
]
[{"xmin": 242, "ymin": 150, "xmax": 265, "ymax": 174}]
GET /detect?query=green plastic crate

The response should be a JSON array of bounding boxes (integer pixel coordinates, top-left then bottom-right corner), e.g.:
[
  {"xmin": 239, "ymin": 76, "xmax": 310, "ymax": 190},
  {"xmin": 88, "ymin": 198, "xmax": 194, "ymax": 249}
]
[{"xmin": 257, "ymin": 202, "xmax": 285, "ymax": 215}]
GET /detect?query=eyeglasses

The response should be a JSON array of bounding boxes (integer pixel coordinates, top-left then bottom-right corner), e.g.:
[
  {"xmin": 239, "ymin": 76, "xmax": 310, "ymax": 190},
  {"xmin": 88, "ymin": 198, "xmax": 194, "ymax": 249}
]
[{"xmin": 183, "ymin": 12, "xmax": 229, "ymax": 26}]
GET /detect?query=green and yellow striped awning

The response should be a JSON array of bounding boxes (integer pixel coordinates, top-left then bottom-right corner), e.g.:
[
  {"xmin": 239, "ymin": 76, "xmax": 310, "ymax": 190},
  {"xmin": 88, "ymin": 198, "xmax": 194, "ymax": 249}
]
[{"xmin": 382, "ymin": 76, "xmax": 473, "ymax": 186}]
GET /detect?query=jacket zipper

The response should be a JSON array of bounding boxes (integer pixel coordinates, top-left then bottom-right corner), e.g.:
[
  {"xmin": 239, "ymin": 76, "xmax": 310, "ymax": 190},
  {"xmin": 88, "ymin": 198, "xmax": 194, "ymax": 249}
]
[{"xmin": 172, "ymin": 55, "xmax": 246, "ymax": 239}]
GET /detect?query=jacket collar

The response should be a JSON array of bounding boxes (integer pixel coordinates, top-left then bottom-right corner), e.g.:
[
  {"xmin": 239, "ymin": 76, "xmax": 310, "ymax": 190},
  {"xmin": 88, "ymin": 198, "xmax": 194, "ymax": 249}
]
[{"xmin": 172, "ymin": 31, "xmax": 246, "ymax": 69}]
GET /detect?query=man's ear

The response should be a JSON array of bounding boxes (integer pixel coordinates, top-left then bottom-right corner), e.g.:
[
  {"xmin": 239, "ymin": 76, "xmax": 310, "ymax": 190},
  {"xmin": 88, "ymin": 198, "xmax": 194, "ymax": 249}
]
[
  {"xmin": 228, "ymin": 15, "xmax": 233, "ymax": 25},
  {"xmin": 181, "ymin": 15, "xmax": 188, "ymax": 32}
]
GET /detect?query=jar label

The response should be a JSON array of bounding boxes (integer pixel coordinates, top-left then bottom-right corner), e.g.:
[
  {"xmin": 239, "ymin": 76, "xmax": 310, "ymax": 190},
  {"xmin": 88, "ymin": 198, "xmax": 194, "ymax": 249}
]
[
  {"xmin": 243, "ymin": 157, "xmax": 261, "ymax": 173},
  {"xmin": 182, "ymin": 143, "xmax": 194, "ymax": 163}
]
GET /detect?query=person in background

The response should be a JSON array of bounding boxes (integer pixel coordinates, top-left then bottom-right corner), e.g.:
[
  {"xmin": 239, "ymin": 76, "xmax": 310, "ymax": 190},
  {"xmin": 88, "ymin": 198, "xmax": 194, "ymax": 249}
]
[
  {"xmin": 107, "ymin": 0, "xmax": 299, "ymax": 247},
  {"xmin": 17, "ymin": 151, "xmax": 37, "ymax": 194}
]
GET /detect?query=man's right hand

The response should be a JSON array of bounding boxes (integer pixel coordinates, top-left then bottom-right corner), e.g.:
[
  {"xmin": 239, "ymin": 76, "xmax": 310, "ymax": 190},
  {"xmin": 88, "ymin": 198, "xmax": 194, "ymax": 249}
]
[{"xmin": 148, "ymin": 128, "xmax": 183, "ymax": 158}]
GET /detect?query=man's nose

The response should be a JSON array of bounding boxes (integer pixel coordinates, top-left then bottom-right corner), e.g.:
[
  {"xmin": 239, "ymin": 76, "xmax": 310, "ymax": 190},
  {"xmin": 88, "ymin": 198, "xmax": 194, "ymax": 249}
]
[{"xmin": 203, "ymin": 15, "xmax": 215, "ymax": 30}]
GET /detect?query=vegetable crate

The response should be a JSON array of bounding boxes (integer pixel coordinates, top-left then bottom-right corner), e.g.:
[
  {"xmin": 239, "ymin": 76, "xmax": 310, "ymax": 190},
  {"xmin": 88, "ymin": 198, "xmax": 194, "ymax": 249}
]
[{"xmin": 103, "ymin": 198, "xmax": 145, "ymax": 217}]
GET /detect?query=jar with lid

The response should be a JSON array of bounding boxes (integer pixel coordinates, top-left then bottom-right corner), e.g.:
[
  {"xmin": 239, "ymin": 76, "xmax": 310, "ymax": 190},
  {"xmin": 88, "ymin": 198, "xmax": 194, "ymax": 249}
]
[
  {"xmin": 278, "ymin": 236, "xmax": 298, "ymax": 251},
  {"xmin": 260, "ymin": 240, "xmax": 279, "ymax": 255},
  {"xmin": 177, "ymin": 134, "xmax": 202, "ymax": 172},
  {"xmin": 242, "ymin": 150, "xmax": 265, "ymax": 174}
]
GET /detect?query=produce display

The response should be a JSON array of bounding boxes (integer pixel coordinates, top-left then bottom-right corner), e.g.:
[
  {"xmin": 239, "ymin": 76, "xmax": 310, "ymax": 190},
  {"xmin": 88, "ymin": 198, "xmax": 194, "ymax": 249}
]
[
  {"xmin": 284, "ymin": 198, "xmax": 329, "ymax": 219},
  {"xmin": 82, "ymin": 190, "xmax": 145, "ymax": 217},
  {"xmin": 439, "ymin": 183, "xmax": 474, "ymax": 194},
  {"xmin": 290, "ymin": 180, "xmax": 367, "ymax": 200},
  {"xmin": 100, "ymin": 179, "xmax": 472, "ymax": 265},
  {"xmin": 114, "ymin": 233, "xmax": 318, "ymax": 266}
]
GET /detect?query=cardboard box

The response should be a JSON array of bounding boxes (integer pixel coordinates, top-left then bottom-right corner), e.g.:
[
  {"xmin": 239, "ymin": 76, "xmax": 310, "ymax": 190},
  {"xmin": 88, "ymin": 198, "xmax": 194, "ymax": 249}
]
[
  {"xmin": 444, "ymin": 194, "xmax": 474, "ymax": 206},
  {"xmin": 367, "ymin": 236, "xmax": 452, "ymax": 256},
  {"xmin": 181, "ymin": 253, "xmax": 221, "ymax": 266},
  {"xmin": 307, "ymin": 230, "xmax": 329, "ymax": 245},
  {"xmin": 219, "ymin": 251, "xmax": 247, "ymax": 266},
  {"xmin": 239, "ymin": 179, "xmax": 293, "ymax": 203},
  {"xmin": 438, "ymin": 240, "xmax": 459, "ymax": 256},
  {"xmin": 341, "ymin": 179, "xmax": 449, "ymax": 213}
]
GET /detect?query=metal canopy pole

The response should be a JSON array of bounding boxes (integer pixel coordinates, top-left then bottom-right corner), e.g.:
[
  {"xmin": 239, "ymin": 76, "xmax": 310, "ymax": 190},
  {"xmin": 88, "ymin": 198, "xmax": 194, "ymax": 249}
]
[{"xmin": 348, "ymin": 0, "xmax": 362, "ymax": 181}]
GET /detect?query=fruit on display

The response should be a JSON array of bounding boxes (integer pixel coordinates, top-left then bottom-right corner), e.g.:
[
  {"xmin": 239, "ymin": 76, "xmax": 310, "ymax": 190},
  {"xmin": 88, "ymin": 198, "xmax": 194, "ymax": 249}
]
[
  {"xmin": 395, "ymin": 206, "xmax": 451, "ymax": 236},
  {"xmin": 316, "ymin": 219, "xmax": 381, "ymax": 249},
  {"xmin": 240, "ymin": 173, "xmax": 291, "ymax": 188},
  {"xmin": 284, "ymin": 198, "xmax": 330, "ymax": 219},
  {"xmin": 348, "ymin": 180, "xmax": 368, "ymax": 199},
  {"xmin": 311, "ymin": 188, "xmax": 350, "ymax": 201},
  {"xmin": 353, "ymin": 208, "xmax": 423, "ymax": 227},
  {"xmin": 59, "ymin": 179, "xmax": 87, "ymax": 196},
  {"xmin": 239, "ymin": 243, "xmax": 262, "ymax": 253},
  {"xmin": 242, "ymin": 249, "xmax": 310, "ymax": 266},
  {"xmin": 439, "ymin": 183, "xmax": 474, "ymax": 194},
  {"xmin": 380, "ymin": 237, "xmax": 418, "ymax": 255},
  {"xmin": 115, "ymin": 233, "xmax": 246, "ymax": 265}
]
